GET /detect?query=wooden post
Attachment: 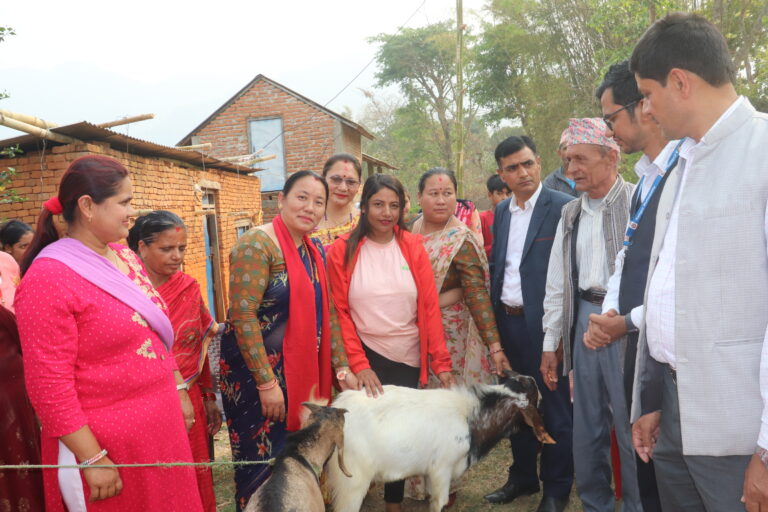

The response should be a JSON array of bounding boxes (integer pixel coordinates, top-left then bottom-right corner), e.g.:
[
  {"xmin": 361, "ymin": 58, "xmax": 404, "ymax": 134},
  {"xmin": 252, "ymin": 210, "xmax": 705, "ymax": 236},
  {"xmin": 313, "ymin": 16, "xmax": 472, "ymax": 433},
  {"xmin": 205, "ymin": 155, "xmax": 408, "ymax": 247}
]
[
  {"xmin": 455, "ymin": 0, "xmax": 465, "ymax": 197},
  {"xmin": 0, "ymin": 114, "xmax": 79, "ymax": 144},
  {"xmin": 97, "ymin": 114, "xmax": 155, "ymax": 129}
]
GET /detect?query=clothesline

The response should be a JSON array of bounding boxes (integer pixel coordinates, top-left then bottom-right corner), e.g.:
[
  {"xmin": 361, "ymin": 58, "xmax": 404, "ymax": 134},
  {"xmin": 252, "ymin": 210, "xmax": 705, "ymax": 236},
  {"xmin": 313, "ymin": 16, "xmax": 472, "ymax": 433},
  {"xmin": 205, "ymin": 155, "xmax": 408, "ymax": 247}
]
[{"xmin": 0, "ymin": 459, "xmax": 274, "ymax": 470}]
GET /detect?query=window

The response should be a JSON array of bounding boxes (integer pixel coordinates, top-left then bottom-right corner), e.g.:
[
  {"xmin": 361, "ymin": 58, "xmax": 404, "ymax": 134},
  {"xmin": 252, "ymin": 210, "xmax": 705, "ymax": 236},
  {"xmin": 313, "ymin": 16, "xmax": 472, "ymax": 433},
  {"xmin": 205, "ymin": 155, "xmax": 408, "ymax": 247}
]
[
  {"xmin": 235, "ymin": 219, "xmax": 253, "ymax": 239},
  {"xmin": 249, "ymin": 117, "xmax": 286, "ymax": 191}
]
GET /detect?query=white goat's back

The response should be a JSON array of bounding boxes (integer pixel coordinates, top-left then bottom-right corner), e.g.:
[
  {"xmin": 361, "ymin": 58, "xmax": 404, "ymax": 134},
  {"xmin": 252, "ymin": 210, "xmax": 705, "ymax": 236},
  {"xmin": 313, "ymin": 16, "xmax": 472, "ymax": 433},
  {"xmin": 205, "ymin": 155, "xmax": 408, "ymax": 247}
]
[{"xmin": 327, "ymin": 385, "xmax": 479, "ymax": 511}]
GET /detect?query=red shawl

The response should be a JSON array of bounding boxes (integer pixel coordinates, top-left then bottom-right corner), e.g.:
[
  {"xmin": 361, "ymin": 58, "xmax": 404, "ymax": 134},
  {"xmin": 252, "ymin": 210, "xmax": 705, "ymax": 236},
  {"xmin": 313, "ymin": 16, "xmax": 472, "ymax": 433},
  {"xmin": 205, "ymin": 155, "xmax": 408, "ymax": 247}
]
[
  {"xmin": 157, "ymin": 272, "xmax": 217, "ymax": 387},
  {"xmin": 273, "ymin": 215, "xmax": 332, "ymax": 431}
]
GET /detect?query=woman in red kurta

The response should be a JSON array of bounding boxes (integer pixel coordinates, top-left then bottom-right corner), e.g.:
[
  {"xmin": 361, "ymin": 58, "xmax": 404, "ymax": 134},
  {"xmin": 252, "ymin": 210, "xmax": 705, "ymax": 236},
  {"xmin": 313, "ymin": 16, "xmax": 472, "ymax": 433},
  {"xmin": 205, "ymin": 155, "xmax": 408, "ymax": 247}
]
[
  {"xmin": 15, "ymin": 155, "xmax": 202, "ymax": 511},
  {"xmin": 129, "ymin": 210, "xmax": 222, "ymax": 512}
]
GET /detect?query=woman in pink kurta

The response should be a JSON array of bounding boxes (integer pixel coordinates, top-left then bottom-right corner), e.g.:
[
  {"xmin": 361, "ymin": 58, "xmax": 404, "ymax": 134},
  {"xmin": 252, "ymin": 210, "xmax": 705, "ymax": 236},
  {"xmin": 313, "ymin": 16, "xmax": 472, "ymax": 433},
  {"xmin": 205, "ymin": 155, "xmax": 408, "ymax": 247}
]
[{"xmin": 15, "ymin": 155, "xmax": 202, "ymax": 511}]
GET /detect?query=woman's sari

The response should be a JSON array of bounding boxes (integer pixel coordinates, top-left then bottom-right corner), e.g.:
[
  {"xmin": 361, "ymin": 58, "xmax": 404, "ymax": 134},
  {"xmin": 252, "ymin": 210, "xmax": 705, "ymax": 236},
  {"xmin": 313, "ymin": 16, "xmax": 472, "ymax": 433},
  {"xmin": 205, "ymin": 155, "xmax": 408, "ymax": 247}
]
[
  {"xmin": 157, "ymin": 272, "xmax": 223, "ymax": 512},
  {"xmin": 423, "ymin": 223, "xmax": 493, "ymax": 387},
  {"xmin": 406, "ymin": 223, "xmax": 493, "ymax": 500}
]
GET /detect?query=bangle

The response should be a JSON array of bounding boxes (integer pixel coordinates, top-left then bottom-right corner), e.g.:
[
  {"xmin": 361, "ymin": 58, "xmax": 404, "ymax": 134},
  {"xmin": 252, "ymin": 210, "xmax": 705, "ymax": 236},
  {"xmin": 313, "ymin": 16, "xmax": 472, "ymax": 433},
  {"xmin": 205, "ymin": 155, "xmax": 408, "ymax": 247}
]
[
  {"xmin": 80, "ymin": 449, "xmax": 108, "ymax": 466},
  {"xmin": 257, "ymin": 378, "xmax": 278, "ymax": 391},
  {"xmin": 176, "ymin": 382, "xmax": 189, "ymax": 391},
  {"xmin": 202, "ymin": 392, "xmax": 217, "ymax": 402},
  {"xmin": 757, "ymin": 447, "xmax": 768, "ymax": 468},
  {"xmin": 490, "ymin": 348, "xmax": 505, "ymax": 355}
]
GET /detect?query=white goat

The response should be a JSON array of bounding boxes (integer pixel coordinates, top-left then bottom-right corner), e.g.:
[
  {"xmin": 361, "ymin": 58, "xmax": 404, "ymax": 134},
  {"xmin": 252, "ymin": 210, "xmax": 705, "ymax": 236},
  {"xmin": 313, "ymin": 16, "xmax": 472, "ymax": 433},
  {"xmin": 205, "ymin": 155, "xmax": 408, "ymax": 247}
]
[{"xmin": 326, "ymin": 370, "xmax": 554, "ymax": 512}]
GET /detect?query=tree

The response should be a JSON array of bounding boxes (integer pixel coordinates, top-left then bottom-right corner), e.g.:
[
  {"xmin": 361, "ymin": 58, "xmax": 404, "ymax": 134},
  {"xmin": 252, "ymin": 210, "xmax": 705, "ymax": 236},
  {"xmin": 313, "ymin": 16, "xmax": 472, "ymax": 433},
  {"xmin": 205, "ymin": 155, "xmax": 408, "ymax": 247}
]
[
  {"xmin": 473, "ymin": 0, "xmax": 768, "ymax": 176},
  {"xmin": 0, "ymin": 25, "xmax": 23, "ymax": 206},
  {"xmin": 369, "ymin": 22, "xmax": 481, "ymax": 177}
]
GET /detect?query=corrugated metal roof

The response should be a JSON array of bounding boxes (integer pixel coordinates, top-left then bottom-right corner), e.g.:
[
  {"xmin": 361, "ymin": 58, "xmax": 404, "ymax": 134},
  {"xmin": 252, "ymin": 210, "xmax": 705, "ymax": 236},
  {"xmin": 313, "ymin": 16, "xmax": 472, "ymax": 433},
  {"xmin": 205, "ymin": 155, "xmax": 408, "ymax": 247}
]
[
  {"xmin": 362, "ymin": 152, "xmax": 398, "ymax": 170},
  {"xmin": 0, "ymin": 121, "xmax": 258, "ymax": 174}
]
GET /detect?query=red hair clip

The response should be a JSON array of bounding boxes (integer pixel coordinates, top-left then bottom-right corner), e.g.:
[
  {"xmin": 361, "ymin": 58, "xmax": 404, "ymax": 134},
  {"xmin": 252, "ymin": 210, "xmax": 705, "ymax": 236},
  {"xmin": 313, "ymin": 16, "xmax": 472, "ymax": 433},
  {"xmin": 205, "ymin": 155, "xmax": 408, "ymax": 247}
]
[{"xmin": 43, "ymin": 196, "xmax": 63, "ymax": 215}]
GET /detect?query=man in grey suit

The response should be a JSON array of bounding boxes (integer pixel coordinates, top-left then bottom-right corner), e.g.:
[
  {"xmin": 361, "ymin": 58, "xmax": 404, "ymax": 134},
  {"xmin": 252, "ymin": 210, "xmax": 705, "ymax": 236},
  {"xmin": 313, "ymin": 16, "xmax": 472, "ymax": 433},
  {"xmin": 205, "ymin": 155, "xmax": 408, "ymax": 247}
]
[{"xmin": 629, "ymin": 13, "xmax": 768, "ymax": 511}]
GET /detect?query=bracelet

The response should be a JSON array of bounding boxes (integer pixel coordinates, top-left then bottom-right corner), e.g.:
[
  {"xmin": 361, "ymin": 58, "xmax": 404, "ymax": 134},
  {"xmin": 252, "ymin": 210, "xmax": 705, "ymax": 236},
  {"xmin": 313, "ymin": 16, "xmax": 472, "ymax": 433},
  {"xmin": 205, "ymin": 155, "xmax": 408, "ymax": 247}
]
[
  {"xmin": 490, "ymin": 348, "xmax": 505, "ymax": 355},
  {"xmin": 757, "ymin": 447, "xmax": 768, "ymax": 468},
  {"xmin": 80, "ymin": 449, "xmax": 108, "ymax": 466},
  {"xmin": 257, "ymin": 378, "xmax": 278, "ymax": 391},
  {"xmin": 176, "ymin": 382, "xmax": 189, "ymax": 391},
  {"xmin": 202, "ymin": 392, "xmax": 217, "ymax": 402}
]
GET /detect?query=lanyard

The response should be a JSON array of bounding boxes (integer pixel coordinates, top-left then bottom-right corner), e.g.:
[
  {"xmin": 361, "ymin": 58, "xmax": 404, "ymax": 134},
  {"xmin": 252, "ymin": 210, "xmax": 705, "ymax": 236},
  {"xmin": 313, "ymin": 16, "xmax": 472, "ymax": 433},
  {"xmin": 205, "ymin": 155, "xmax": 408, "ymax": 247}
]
[{"xmin": 623, "ymin": 140, "xmax": 684, "ymax": 246}]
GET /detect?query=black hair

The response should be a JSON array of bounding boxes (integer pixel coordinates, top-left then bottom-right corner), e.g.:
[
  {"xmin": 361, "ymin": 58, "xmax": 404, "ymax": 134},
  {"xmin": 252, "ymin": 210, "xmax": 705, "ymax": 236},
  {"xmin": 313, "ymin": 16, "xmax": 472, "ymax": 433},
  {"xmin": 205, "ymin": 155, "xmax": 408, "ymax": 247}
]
[
  {"xmin": 596, "ymin": 60, "xmax": 643, "ymax": 118},
  {"xmin": 494, "ymin": 136, "xmax": 537, "ymax": 167},
  {"xmin": 283, "ymin": 170, "xmax": 329, "ymax": 199},
  {"xmin": 128, "ymin": 210, "xmax": 185, "ymax": 253},
  {"xmin": 345, "ymin": 174, "xmax": 407, "ymax": 266},
  {"xmin": 0, "ymin": 219, "xmax": 33, "ymax": 248},
  {"xmin": 418, "ymin": 167, "xmax": 457, "ymax": 194},
  {"xmin": 322, "ymin": 153, "xmax": 362, "ymax": 179},
  {"xmin": 630, "ymin": 12, "xmax": 735, "ymax": 87},
  {"xmin": 486, "ymin": 174, "xmax": 510, "ymax": 194}
]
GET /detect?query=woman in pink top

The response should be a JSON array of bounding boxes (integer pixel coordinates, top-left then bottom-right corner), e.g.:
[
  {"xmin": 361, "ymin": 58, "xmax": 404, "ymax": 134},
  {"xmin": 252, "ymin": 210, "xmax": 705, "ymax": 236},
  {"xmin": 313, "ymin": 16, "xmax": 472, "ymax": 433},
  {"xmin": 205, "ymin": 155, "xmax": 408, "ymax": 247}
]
[
  {"xmin": 15, "ymin": 155, "xmax": 202, "ymax": 512},
  {"xmin": 327, "ymin": 174, "xmax": 454, "ymax": 512}
]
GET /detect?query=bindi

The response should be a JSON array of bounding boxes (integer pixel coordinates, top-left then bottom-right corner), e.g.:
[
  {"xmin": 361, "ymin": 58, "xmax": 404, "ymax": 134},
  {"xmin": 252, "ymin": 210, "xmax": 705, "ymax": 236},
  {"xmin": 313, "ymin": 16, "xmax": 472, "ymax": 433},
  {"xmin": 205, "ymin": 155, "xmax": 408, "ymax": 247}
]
[{"xmin": 175, "ymin": 226, "xmax": 182, "ymax": 232}]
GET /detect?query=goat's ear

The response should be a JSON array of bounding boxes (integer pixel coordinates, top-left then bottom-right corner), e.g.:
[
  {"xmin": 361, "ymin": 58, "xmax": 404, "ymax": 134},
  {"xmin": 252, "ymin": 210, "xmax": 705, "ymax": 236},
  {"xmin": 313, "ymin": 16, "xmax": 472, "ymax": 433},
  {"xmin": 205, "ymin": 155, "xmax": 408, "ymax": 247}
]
[
  {"xmin": 301, "ymin": 402, "xmax": 324, "ymax": 414},
  {"xmin": 522, "ymin": 407, "xmax": 556, "ymax": 445}
]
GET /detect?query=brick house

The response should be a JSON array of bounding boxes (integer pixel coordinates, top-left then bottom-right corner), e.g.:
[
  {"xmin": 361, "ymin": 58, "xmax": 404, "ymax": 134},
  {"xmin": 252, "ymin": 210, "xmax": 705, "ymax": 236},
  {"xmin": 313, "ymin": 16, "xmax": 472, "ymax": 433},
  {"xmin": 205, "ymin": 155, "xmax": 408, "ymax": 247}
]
[
  {"xmin": 177, "ymin": 74, "xmax": 395, "ymax": 221},
  {"xmin": 0, "ymin": 122, "xmax": 260, "ymax": 320}
]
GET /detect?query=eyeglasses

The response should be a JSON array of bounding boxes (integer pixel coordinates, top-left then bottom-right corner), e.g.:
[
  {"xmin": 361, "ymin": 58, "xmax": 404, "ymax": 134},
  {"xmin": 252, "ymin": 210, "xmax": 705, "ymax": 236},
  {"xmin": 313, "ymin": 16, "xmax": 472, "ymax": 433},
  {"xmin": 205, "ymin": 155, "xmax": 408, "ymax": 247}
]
[
  {"xmin": 603, "ymin": 99, "xmax": 640, "ymax": 131},
  {"xmin": 327, "ymin": 176, "xmax": 360, "ymax": 188}
]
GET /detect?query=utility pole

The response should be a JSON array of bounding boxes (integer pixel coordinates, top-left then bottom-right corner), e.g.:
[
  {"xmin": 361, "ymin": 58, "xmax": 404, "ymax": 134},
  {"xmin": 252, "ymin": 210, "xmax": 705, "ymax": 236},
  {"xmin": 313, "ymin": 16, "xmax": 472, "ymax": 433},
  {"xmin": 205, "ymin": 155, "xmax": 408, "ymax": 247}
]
[{"xmin": 455, "ymin": 0, "xmax": 465, "ymax": 197}]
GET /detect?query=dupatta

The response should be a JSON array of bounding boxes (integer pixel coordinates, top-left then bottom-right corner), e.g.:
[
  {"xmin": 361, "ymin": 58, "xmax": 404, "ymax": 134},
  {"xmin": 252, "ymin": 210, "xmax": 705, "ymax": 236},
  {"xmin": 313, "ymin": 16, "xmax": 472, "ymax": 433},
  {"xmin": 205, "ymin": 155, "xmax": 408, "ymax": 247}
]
[{"xmin": 272, "ymin": 215, "xmax": 332, "ymax": 431}]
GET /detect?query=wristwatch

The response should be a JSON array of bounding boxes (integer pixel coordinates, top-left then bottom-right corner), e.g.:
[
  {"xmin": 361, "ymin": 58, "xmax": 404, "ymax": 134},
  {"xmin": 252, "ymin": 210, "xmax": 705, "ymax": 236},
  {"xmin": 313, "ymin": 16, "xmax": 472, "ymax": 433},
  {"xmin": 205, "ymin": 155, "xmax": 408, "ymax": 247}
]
[
  {"xmin": 624, "ymin": 314, "xmax": 639, "ymax": 334},
  {"xmin": 176, "ymin": 382, "xmax": 189, "ymax": 391},
  {"xmin": 336, "ymin": 369, "xmax": 349, "ymax": 381}
]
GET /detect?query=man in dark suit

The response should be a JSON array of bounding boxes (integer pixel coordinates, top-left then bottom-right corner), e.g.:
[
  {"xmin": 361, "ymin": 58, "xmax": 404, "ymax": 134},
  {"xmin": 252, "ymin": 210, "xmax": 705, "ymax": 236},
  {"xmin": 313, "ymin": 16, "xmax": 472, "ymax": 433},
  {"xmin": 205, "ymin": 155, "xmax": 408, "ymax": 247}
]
[{"xmin": 484, "ymin": 135, "xmax": 574, "ymax": 512}]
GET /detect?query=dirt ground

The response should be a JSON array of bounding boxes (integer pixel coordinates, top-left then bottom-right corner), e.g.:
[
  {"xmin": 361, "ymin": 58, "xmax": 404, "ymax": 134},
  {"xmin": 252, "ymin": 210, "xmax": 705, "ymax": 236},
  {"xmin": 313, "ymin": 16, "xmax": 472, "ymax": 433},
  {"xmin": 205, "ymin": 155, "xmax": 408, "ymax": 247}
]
[{"xmin": 212, "ymin": 425, "xmax": 589, "ymax": 512}]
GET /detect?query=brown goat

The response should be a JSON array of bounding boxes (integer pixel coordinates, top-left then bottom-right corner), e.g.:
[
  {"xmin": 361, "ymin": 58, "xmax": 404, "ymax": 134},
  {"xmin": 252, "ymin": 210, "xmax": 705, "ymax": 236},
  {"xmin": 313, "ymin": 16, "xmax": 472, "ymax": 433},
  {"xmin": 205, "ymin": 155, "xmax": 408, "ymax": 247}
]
[{"xmin": 244, "ymin": 402, "xmax": 351, "ymax": 512}]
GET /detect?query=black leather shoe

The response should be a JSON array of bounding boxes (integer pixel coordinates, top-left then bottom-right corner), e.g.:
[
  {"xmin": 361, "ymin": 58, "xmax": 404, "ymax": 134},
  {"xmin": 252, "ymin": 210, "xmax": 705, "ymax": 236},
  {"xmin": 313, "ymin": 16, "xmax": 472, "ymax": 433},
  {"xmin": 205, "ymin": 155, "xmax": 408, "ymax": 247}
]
[
  {"xmin": 535, "ymin": 495, "xmax": 569, "ymax": 512},
  {"xmin": 483, "ymin": 481, "xmax": 540, "ymax": 504}
]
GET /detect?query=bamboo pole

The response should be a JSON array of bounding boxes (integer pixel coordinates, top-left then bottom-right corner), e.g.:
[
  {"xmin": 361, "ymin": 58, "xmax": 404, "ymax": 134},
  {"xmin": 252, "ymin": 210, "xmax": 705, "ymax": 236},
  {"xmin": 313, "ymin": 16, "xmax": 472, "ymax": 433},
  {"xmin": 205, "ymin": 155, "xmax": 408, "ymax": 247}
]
[
  {"xmin": 238, "ymin": 154, "xmax": 276, "ymax": 166},
  {"xmin": 0, "ymin": 109, "xmax": 59, "ymax": 130},
  {"xmin": 175, "ymin": 143, "xmax": 213, "ymax": 151},
  {"xmin": 219, "ymin": 149, "xmax": 264, "ymax": 162},
  {"xmin": 98, "ymin": 114, "xmax": 155, "ymax": 129},
  {"xmin": 0, "ymin": 114, "xmax": 79, "ymax": 144}
]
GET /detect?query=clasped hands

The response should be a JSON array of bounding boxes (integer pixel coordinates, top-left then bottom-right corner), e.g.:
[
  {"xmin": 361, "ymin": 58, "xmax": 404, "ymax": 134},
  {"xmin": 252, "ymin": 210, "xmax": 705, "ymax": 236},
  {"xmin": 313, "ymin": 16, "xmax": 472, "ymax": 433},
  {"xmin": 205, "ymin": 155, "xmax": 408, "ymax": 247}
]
[{"xmin": 583, "ymin": 308, "xmax": 627, "ymax": 350}]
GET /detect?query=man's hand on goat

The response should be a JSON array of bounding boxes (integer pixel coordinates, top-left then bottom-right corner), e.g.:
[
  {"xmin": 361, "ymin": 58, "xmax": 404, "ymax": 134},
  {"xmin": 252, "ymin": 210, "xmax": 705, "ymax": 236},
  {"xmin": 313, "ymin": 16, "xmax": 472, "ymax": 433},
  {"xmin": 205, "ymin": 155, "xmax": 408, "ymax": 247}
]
[
  {"xmin": 489, "ymin": 343, "xmax": 512, "ymax": 376},
  {"xmin": 356, "ymin": 368, "xmax": 384, "ymax": 398},
  {"xmin": 259, "ymin": 385, "xmax": 286, "ymax": 422},
  {"xmin": 632, "ymin": 411, "xmax": 661, "ymax": 463},
  {"xmin": 437, "ymin": 371, "xmax": 456, "ymax": 388},
  {"xmin": 584, "ymin": 309, "xmax": 626, "ymax": 350},
  {"xmin": 540, "ymin": 350, "xmax": 559, "ymax": 392},
  {"xmin": 742, "ymin": 451, "xmax": 768, "ymax": 511}
]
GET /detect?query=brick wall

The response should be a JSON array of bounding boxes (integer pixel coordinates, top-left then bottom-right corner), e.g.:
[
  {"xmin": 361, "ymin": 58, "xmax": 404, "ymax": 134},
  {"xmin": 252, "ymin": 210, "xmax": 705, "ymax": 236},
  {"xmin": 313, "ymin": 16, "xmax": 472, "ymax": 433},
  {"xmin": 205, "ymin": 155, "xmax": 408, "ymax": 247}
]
[
  {"xmin": 189, "ymin": 78, "xmax": 364, "ymax": 222},
  {"xmin": 0, "ymin": 141, "xmax": 261, "ymax": 317}
]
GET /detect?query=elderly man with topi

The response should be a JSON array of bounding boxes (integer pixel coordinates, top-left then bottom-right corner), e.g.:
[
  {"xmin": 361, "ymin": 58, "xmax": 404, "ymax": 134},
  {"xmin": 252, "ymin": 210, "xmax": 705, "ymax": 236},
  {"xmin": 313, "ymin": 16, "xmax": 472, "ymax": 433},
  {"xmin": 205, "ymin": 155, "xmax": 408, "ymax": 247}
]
[{"xmin": 539, "ymin": 118, "xmax": 641, "ymax": 512}]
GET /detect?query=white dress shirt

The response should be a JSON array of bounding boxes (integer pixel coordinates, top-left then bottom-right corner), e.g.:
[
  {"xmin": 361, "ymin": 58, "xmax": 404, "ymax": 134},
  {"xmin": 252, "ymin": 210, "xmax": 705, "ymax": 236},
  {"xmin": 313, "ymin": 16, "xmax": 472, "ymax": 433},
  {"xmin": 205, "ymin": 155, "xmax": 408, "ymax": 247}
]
[
  {"xmin": 645, "ymin": 97, "xmax": 745, "ymax": 368},
  {"xmin": 501, "ymin": 183, "xmax": 542, "ymax": 307},
  {"xmin": 602, "ymin": 140, "xmax": 681, "ymax": 326},
  {"xmin": 542, "ymin": 179, "xmax": 619, "ymax": 351}
]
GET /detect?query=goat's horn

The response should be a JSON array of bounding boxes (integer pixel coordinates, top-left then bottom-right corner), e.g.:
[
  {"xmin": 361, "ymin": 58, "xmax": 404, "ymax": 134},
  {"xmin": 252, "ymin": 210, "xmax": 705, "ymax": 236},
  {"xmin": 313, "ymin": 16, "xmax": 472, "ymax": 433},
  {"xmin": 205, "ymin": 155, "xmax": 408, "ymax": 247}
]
[{"xmin": 337, "ymin": 446, "xmax": 352, "ymax": 478}]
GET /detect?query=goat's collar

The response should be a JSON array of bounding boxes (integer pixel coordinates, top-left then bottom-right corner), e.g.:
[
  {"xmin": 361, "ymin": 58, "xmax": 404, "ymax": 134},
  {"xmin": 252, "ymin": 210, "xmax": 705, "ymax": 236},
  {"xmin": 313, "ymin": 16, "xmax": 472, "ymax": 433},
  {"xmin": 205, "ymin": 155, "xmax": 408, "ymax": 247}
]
[{"xmin": 288, "ymin": 453, "xmax": 322, "ymax": 483}]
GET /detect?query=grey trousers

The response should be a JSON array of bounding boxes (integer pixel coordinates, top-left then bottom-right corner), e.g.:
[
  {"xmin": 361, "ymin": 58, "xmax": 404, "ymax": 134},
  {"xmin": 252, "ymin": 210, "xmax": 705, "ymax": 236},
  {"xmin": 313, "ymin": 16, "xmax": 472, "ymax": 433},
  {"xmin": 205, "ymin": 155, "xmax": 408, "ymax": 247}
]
[
  {"xmin": 572, "ymin": 299, "xmax": 642, "ymax": 512},
  {"xmin": 654, "ymin": 366, "xmax": 751, "ymax": 511}
]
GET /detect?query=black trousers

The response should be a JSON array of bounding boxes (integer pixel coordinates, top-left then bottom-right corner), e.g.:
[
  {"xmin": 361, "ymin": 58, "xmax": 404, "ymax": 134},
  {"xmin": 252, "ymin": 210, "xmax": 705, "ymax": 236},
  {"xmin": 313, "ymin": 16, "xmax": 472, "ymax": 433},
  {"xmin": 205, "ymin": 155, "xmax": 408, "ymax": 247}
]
[
  {"xmin": 496, "ymin": 309, "xmax": 574, "ymax": 499},
  {"xmin": 363, "ymin": 344, "xmax": 420, "ymax": 504}
]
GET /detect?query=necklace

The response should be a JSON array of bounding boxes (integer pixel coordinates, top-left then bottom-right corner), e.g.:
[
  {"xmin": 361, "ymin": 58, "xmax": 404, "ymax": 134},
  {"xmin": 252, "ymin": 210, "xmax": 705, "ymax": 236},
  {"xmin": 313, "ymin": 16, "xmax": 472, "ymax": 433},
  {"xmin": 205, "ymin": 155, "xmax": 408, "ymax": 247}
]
[
  {"xmin": 416, "ymin": 215, "xmax": 454, "ymax": 236},
  {"xmin": 323, "ymin": 208, "xmax": 354, "ymax": 227}
]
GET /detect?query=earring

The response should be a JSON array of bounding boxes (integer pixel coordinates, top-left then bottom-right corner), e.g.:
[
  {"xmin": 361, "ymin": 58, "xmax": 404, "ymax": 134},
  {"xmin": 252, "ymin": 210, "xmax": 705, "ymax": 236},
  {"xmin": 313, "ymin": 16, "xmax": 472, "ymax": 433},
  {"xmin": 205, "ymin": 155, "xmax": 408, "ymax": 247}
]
[{"xmin": 88, "ymin": 216, "xmax": 93, "ymax": 223}]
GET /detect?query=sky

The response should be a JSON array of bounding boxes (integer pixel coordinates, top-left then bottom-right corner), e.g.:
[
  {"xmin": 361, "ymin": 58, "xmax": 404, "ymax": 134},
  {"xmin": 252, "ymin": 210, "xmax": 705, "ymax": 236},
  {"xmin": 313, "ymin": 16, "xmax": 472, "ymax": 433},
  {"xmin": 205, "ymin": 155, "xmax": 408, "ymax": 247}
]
[{"xmin": 0, "ymin": 0, "xmax": 486, "ymax": 147}]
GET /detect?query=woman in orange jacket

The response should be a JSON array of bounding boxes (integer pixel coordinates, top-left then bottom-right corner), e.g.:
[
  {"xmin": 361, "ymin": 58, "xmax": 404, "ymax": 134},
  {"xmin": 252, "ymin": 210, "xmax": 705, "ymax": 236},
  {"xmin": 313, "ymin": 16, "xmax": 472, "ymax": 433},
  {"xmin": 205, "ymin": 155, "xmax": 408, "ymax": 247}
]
[{"xmin": 327, "ymin": 173, "xmax": 454, "ymax": 512}]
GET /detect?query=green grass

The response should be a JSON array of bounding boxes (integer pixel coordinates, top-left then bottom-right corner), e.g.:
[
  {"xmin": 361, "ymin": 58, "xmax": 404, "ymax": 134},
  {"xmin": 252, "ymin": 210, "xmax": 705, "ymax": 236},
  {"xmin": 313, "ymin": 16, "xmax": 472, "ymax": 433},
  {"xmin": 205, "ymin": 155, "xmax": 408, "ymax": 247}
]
[{"xmin": 213, "ymin": 424, "xmax": 591, "ymax": 511}]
